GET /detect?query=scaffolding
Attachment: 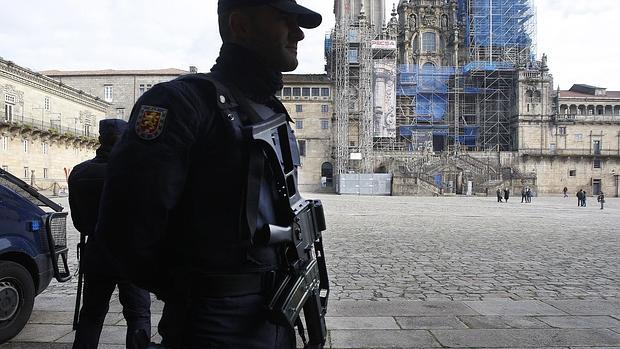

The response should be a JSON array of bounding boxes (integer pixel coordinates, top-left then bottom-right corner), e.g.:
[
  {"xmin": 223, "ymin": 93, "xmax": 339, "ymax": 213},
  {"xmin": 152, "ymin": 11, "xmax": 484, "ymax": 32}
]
[
  {"xmin": 391, "ymin": 0, "xmax": 536, "ymax": 154},
  {"xmin": 327, "ymin": 3, "xmax": 380, "ymax": 175},
  {"xmin": 327, "ymin": 0, "xmax": 537, "ymax": 192},
  {"xmin": 329, "ymin": 17, "xmax": 351, "ymax": 175},
  {"xmin": 358, "ymin": 9, "xmax": 375, "ymax": 173},
  {"xmin": 466, "ymin": 0, "xmax": 536, "ymax": 66}
]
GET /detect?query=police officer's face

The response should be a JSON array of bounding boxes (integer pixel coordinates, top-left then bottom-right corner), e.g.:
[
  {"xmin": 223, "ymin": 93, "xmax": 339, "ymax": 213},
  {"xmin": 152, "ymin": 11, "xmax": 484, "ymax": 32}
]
[{"xmin": 236, "ymin": 6, "xmax": 305, "ymax": 72}]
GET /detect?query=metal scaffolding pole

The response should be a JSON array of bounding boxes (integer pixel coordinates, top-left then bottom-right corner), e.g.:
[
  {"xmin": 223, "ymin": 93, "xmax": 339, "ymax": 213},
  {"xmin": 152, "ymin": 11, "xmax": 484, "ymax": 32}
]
[
  {"xmin": 333, "ymin": 18, "xmax": 351, "ymax": 175},
  {"xmin": 358, "ymin": 9, "xmax": 374, "ymax": 173}
]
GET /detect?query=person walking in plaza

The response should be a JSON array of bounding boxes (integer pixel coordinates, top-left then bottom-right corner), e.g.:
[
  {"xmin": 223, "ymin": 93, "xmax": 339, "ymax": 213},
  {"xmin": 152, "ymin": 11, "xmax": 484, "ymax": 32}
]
[
  {"xmin": 563, "ymin": 186, "xmax": 568, "ymax": 198},
  {"xmin": 496, "ymin": 188, "xmax": 503, "ymax": 202},
  {"xmin": 68, "ymin": 120, "xmax": 151, "ymax": 349},
  {"xmin": 582, "ymin": 190, "xmax": 588, "ymax": 207},
  {"xmin": 526, "ymin": 187, "xmax": 532, "ymax": 203},
  {"xmin": 597, "ymin": 191, "xmax": 605, "ymax": 209},
  {"xmin": 503, "ymin": 188, "xmax": 510, "ymax": 202},
  {"xmin": 576, "ymin": 189, "xmax": 583, "ymax": 207},
  {"xmin": 95, "ymin": 1, "xmax": 326, "ymax": 347},
  {"xmin": 521, "ymin": 186, "xmax": 527, "ymax": 203}
]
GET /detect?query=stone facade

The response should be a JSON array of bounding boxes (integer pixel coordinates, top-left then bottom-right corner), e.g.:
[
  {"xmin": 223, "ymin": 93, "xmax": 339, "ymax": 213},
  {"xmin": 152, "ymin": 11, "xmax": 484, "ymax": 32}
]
[
  {"xmin": 398, "ymin": 0, "xmax": 458, "ymax": 67},
  {"xmin": 335, "ymin": 0, "xmax": 386, "ymax": 36},
  {"xmin": 278, "ymin": 74, "xmax": 334, "ymax": 193},
  {"xmin": 0, "ymin": 58, "xmax": 108, "ymax": 190},
  {"xmin": 41, "ymin": 68, "xmax": 191, "ymax": 120},
  {"xmin": 514, "ymin": 84, "xmax": 620, "ymax": 197}
]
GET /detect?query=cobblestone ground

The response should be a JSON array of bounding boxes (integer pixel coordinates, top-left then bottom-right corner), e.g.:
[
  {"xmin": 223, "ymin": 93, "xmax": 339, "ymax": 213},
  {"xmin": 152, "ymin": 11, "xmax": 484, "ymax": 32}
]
[{"xmin": 44, "ymin": 195, "xmax": 619, "ymax": 303}]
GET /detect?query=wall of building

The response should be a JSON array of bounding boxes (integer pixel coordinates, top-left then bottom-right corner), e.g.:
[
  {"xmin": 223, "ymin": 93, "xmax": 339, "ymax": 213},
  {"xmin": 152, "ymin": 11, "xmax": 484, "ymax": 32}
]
[
  {"xmin": 1, "ymin": 59, "xmax": 107, "ymax": 191},
  {"xmin": 48, "ymin": 74, "xmax": 184, "ymax": 120},
  {"xmin": 279, "ymin": 77, "xmax": 334, "ymax": 193},
  {"xmin": 519, "ymin": 157, "xmax": 620, "ymax": 197}
]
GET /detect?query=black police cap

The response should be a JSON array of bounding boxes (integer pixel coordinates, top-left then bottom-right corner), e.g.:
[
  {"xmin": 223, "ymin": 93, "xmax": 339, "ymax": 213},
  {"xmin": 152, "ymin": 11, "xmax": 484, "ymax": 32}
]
[
  {"xmin": 218, "ymin": 0, "xmax": 322, "ymax": 29},
  {"xmin": 99, "ymin": 119, "xmax": 127, "ymax": 145}
]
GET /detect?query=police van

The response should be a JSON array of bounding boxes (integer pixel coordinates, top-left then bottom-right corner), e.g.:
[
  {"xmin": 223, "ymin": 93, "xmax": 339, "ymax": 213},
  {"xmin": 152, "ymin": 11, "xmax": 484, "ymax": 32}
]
[{"xmin": 0, "ymin": 168, "xmax": 71, "ymax": 343}]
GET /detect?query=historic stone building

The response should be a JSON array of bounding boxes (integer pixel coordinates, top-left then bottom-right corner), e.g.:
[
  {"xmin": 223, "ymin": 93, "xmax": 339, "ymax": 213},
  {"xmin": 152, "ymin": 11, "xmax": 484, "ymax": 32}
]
[
  {"xmin": 37, "ymin": 67, "xmax": 335, "ymax": 193},
  {"xmin": 41, "ymin": 67, "xmax": 192, "ymax": 121},
  {"xmin": 324, "ymin": 0, "xmax": 620, "ymax": 196},
  {"xmin": 0, "ymin": 58, "xmax": 108, "ymax": 191},
  {"xmin": 278, "ymin": 74, "xmax": 335, "ymax": 193},
  {"xmin": 515, "ymin": 84, "xmax": 620, "ymax": 197}
]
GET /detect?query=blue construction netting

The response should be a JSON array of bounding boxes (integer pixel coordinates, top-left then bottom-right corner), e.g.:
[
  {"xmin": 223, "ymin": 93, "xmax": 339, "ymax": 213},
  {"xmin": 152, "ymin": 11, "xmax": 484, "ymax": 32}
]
[
  {"xmin": 458, "ymin": 126, "xmax": 479, "ymax": 146},
  {"xmin": 397, "ymin": 65, "xmax": 457, "ymax": 122},
  {"xmin": 463, "ymin": 61, "xmax": 515, "ymax": 72},
  {"xmin": 463, "ymin": 0, "xmax": 534, "ymax": 49}
]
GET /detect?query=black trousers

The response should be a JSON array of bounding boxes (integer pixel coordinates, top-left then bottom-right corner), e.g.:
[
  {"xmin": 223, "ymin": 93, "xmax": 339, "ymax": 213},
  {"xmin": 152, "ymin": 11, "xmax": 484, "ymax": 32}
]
[
  {"xmin": 159, "ymin": 294, "xmax": 295, "ymax": 348},
  {"xmin": 73, "ymin": 273, "xmax": 151, "ymax": 349}
]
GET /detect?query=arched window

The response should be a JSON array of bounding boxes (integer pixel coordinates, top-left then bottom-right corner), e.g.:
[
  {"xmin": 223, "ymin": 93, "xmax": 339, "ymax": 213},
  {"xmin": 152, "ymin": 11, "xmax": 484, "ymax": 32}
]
[
  {"xmin": 422, "ymin": 62, "xmax": 435, "ymax": 71},
  {"xmin": 422, "ymin": 32, "xmax": 436, "ymax": 52},
  {"xmin": 321, "ymin": 162, "xmax": 333, "ymax": 187}
]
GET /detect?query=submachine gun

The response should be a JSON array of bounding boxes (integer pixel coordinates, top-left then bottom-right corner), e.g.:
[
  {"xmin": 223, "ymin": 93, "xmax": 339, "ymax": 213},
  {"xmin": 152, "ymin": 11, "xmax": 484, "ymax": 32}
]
[{"xmin": 248, "ymin": 113, "xmax": 329, "ymax": 349}]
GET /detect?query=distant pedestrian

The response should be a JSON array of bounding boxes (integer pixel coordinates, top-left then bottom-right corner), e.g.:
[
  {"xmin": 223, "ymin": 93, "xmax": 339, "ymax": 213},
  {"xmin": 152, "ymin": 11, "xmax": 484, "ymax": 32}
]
[
  {"xmin": 576, "ymin": 189, "xmax": 583, "ymax": 207},
  {"xmin": 526, "ymin": 187, "xmax": 532, "ymax": 203},
  {"xmin": 504, "ymin": 188, "xmax": 510, "ymax": 202},
  {"xmin": 496, "ymin": 188, "xmax": 503, "ymax": 202},
  {"xmin": 597, "ymin": 191, "xmax": 605, "ymax": 210},
  {"xmin": 563, "ymin": 187, "xmax": 568, "ymax": 198},
  {"xmin": 582, "ymin": 190, "xmax": 587, "ymax": 207},
  {"xmin": 521, "ymin": 187, "xmax": 527, "ymax": 203}
]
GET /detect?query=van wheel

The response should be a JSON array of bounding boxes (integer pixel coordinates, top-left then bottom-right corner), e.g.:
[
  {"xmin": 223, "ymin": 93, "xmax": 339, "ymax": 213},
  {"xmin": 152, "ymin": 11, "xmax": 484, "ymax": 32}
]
[{"xmin": 0, "ymin": 261, "xmax": 35, "ymax": 344}]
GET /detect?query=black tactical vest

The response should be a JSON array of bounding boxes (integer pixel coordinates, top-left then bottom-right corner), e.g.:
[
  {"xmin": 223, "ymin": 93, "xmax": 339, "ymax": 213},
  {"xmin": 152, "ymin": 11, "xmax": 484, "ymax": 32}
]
[{"xmin": 167, "ymin": 73, "xmax": 300, "ymax": 276}]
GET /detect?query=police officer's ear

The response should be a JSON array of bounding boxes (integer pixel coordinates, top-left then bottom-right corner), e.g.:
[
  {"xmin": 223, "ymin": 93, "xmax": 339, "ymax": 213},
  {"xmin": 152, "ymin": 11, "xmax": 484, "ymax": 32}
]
[{"xmin": 228, "ymin": 9, "xmax": 254, "ymax": 43}]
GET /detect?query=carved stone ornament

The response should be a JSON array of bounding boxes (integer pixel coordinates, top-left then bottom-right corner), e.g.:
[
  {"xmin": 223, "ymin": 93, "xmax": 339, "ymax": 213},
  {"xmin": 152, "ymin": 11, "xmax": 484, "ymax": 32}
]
[{"xmin": 423, "ymin": 15, "xmax": 436, "ymax": 27}]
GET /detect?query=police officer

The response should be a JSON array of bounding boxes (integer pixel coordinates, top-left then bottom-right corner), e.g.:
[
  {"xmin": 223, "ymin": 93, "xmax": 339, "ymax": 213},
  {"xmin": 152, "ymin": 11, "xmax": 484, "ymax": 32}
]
[
  {"xmin": 68, "ymin": 119, "xmax": 151, "ymax": 349},
  {"xmin": 96, "ymin": 1, "xmax": 322, "ymax": 348}
]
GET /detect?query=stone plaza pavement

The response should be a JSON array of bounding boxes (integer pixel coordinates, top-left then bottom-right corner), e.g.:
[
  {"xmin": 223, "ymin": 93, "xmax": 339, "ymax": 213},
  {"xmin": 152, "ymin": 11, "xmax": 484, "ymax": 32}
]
[{"xmin": 2, "ymin": 194, "xmax": 619, "ymax": 348}]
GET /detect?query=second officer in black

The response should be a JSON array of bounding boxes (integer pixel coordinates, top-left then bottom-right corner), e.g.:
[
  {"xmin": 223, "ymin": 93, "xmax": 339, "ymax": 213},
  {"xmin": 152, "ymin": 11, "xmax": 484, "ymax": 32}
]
[{"xmin": 96, "ymin": 0, "xmax": 323, "ymax": 347}]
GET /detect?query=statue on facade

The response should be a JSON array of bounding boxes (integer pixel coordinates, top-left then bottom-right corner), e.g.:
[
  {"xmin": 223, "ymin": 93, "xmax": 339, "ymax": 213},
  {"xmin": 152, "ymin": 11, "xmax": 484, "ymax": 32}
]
[{"xmin": 408, "ymin": 14, "xmax": 416, "ymax": 30}]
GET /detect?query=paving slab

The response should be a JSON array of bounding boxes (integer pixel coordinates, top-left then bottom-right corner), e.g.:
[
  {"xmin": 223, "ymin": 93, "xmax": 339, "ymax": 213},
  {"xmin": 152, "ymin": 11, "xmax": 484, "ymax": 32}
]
[
  {"xmin": 27, "ymin": 310, "xmax": 123, "ymax": 326},
  {"xmin": 55, "ymin": 326, "xmax": 159, "ymax": 344},
  {"xmin": 457, "ymin": 315, "xmax": 551, "ymax": 329},
  {"xmin": 326, "ymin": 316, "xmax": 400, "ymax": 329},
  {"xmin": 431, "ymin": 329, "xmax": 620, "ymax": 347},
  {"xmin": 395, "ymin": 316, "xmax": 468, "ymax": 329},
  {"xmin": 329, "ymin": 300, "xmax": 478, "ymax": 317},
  {"xmin": 464, "ymin": 300, "xmax": 568, "ymax": 316},
  {"xmin": 329, "ymin": 329, "xmax": 440, "ymax": 348},
  {"xmin": 544, "ymin": 300, "xmax": 620, "ymax": 315},
  {"xmin": 0, "ymin": 344, "xmax": 72, "ymax": 349},
  {"xmin": 9, "ymin": 324, "xmax": 72, "ymax": 342},
  {"xmin": 0, "ymin": 346, "xmax": 123, "ymax": 349},
  {"xmin": 31, "ymin": 296, "xmax": 77, "ymax": 312},
  {"xmin": 537, "ymin": 316, "xmax": 620, "ymax": 329}
]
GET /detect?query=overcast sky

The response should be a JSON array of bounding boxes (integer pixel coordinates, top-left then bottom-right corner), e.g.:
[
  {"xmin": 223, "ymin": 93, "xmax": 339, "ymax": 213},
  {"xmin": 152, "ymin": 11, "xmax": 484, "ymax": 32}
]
[{"xmin": 2, "ymin": 0, "xmax": 618, "ymax": 90}]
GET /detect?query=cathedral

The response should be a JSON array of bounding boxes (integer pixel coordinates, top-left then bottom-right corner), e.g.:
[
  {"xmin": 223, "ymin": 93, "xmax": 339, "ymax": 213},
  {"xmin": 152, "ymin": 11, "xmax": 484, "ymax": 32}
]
[{"xmin": 326, "ymin": 0, "xmax": 620, "ymax": 197}]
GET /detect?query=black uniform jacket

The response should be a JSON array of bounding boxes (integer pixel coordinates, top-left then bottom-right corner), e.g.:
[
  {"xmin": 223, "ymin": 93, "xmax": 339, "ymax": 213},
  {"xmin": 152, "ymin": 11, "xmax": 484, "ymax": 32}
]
[
  {"xmin": 97, "ymin": 72, "xmax": 297, "ymax": 300},
  {"xmin": 68, "ymin": 150, "xmax": 123, "ymax": 276}
]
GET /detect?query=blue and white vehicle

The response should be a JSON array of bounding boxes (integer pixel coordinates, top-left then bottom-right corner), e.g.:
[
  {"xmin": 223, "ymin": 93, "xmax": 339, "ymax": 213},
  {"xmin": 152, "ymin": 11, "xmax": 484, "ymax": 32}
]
[{"xmin": 0, "ymin": 168, "xmax": 71, "ymax": 343}]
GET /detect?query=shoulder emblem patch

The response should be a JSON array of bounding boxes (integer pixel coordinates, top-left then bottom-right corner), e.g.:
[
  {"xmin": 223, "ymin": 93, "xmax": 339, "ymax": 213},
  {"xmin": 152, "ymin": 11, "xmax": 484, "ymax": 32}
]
[{"xmin": 135, "ymin": 105, "xmax": 168, "ymax": 140}]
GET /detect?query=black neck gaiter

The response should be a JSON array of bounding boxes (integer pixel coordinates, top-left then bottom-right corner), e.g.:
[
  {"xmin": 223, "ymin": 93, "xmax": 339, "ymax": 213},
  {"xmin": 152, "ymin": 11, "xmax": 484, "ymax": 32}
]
[{"xmin": 211, "ymin": 43, "xmax": 284, "ymax": 103}]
